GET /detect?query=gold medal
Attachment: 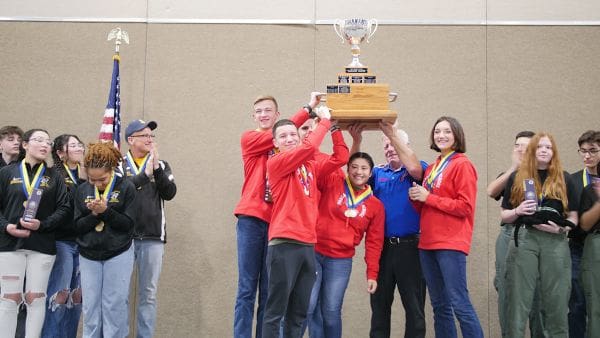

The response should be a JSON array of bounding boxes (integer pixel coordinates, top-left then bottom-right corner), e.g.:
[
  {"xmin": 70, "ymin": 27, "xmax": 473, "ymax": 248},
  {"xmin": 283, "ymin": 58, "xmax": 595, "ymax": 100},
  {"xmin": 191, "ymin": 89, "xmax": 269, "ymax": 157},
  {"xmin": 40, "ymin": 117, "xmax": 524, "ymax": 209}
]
[
  {"xmin": 95, "ymin": 221, "xmax": 105, "ymax": 232},
  {"xmin": 23, "ymin": 201, "xmax": 28, "ymax": 207},
  {"xmin": 344, "ymin": 209, "xmax": 358, "ymax": 218}
]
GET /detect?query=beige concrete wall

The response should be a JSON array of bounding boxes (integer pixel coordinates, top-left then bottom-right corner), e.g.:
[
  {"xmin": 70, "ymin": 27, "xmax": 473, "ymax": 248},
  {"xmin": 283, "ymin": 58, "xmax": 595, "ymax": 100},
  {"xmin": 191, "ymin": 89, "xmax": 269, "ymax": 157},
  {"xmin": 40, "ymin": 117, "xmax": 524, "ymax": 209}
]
[{"xmin": 1, "ymin": 22, "xmax": 599, "ymax": 337}]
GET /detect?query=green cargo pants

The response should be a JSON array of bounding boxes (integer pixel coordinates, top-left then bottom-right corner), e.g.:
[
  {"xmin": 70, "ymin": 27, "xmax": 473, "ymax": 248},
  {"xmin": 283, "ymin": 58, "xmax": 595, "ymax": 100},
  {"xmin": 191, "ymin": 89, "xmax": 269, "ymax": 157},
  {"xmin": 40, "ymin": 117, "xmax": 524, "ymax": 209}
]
[
  {"xmin": 581, "ymin": 232, "xmax": 600, "ymax": 338},
  {"xmin": 495, "ymin": 224, "xmax": 545, "ymax": 337},
  {"xmin": 505, "ymin": 226, "xmax": 571, "ymax": 338}
]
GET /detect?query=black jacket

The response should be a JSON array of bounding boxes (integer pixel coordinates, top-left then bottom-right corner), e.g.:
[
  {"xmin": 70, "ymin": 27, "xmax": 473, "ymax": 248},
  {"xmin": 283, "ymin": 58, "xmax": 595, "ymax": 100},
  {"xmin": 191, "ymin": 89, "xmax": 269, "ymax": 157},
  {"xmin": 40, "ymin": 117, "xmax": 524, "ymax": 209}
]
[
  {"xmin": 0, "ymin": 162, "xmax": 72, "ymax": 254},
  {"xmin": 75, "ymin": 174, "xmax": 136, "ymax": 260},
  {"xmin": 54, "ymin": 165, "xmax": 86, "ymax": 242},
  {"xmin": 122, "ymin": 155, "xmax": 176, "ymax": 242}
]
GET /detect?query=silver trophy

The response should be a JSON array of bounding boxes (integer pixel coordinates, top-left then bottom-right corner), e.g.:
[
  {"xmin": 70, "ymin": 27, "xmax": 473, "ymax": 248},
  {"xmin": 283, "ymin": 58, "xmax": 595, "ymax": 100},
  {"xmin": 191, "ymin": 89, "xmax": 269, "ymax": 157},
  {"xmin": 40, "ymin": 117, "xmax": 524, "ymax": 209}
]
[{"xmin": 334, "ymin": 18, "xmax": 378, "ymax": 67}]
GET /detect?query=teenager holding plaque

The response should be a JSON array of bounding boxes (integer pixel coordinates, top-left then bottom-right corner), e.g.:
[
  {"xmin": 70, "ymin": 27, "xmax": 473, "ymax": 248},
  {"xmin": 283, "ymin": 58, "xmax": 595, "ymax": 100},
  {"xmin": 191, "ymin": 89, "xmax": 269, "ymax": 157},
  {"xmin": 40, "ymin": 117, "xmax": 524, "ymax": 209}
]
[
  {"xmin": 499, "ymin": 132, "xmax": 578, "ymax": 337},
  {"xmin": 233, "ymin": 92, "xmax": 321, "ymax": 338},
  {"xmin": 42, "ymin": 134, "xmax": 86, "ymax": 338},
  {"xmin": 74, "ymin": 142, "xmax": 136, "ymax": 338},
  {"xmin": 305, "ymin": 152, "xmax": 384, "ymax": 338},
  {"xmin": 0, "ymin": 129, "xmax": 71, "ymax": 338},
  {"xmin": 408, "ymin": 116, "xmax": 483, "ymax": 338}
]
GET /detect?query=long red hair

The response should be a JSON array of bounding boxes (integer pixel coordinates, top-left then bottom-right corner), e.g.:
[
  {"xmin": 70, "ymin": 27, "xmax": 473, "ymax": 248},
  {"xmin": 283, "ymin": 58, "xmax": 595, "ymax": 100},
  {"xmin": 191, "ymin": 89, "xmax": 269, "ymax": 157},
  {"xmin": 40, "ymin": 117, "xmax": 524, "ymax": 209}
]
[{"xmin": 509, "ymin": 132, "xmax": 568, "ymax": 213}]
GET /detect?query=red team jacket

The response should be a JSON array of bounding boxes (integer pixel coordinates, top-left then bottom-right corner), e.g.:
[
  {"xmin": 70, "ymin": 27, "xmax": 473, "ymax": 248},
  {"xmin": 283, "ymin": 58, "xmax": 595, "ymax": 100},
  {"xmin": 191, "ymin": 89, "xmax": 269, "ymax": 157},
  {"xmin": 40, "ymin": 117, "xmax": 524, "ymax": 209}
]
[
  {"xmin": 233, "ymin": 108, "xmax": 309, "ymax": 223},
  {"xmin": 267, "ymin": 119, "xmax": 345, "ymax": 243},
  {"xmin": 412, "ymin": 152, "xmax": 478, "ymax": 255},
  {"xmin": 315, "ymin": 169, "xmax": 385, "ymax": 280}
]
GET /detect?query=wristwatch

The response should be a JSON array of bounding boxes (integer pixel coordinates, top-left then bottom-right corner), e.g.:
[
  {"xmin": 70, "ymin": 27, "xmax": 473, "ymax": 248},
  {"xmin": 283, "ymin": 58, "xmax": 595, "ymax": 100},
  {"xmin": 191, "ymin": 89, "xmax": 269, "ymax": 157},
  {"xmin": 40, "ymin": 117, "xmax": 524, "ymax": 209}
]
[{"xmin": 304, "ymin": 105, "xmax": 317, "ymax": 119}]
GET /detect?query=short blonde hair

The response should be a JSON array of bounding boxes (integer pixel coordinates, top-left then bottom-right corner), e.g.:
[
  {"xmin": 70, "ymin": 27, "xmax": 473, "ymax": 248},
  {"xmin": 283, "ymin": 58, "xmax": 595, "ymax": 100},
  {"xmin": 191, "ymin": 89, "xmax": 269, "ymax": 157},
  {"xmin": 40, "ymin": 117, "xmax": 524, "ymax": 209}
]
[{"xmin": 253, "ymin": 95, "xmax": 278, "ymax": 111}]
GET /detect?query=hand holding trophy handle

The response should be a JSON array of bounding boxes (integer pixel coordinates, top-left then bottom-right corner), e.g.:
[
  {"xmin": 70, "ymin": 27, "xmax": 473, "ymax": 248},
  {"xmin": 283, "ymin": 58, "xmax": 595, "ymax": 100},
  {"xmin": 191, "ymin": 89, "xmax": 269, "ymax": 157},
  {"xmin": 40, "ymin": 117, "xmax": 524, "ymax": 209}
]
[
  {"xmin": 367, "ymin": 19, "xmax": 378, "ymax": 42},
  {"xmin": 333, "ymin": 19, "xmax": 346, "ymax": 43},
  {"xmin": 388, "ymin": 92, "xmax": 398, "ymax": 102}
]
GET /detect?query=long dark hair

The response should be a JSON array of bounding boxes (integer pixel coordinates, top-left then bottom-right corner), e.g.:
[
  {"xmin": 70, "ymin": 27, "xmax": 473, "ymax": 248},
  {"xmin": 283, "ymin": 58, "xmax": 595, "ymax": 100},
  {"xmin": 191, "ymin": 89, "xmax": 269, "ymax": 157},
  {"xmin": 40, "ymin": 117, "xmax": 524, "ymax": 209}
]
[{"xmin": 52, "ymin": 134, "xmax": 83, "ymax": 181}]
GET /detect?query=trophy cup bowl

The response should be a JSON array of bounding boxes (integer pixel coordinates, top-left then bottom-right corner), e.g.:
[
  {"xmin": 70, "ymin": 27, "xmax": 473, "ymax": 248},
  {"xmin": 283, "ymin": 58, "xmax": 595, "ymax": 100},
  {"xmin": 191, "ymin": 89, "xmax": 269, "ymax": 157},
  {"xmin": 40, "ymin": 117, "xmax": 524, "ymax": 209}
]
[{"xmin": 334, "ymin": 18, "xmax": 378, "ymax": 67}]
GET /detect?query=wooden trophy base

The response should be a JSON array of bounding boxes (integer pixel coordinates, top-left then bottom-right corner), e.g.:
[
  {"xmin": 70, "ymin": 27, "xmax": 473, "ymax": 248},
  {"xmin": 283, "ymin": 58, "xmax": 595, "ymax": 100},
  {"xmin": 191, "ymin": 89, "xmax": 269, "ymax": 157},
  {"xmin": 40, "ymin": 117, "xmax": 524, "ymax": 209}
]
[
  {"xmin": 325, "ymin": 66, "xmax": 397, "ymax": 130},
  {"xmin": 332, "ymin": 109, "xmax": 397, "ymax": 130}
]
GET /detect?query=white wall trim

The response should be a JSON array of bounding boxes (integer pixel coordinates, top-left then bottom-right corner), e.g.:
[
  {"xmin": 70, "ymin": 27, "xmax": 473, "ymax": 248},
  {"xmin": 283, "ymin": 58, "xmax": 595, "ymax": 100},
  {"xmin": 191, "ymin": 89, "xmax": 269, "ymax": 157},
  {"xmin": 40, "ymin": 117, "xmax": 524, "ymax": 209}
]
[{"xmin": 1, "ymin": 16, "xmax": 599, "ymax": 25}]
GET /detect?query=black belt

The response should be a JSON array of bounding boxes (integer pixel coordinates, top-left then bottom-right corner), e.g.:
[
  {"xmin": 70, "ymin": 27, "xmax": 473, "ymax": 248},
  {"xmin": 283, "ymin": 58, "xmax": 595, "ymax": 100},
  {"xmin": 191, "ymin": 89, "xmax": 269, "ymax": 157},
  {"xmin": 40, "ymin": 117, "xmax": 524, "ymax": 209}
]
[{"xmin": 386, "ymin": 235, "xmax": 419, "ymax": 245}]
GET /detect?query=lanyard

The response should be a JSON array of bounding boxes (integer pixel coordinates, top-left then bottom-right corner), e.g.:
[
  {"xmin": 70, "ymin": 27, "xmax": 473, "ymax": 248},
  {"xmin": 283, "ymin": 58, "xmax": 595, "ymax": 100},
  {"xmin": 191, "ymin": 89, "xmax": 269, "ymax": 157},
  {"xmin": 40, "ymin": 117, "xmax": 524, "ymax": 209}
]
[
  {"xmin": 63, "ymin": 163, "xmax": 80, "ymax": 185},
  {"xmin": 20, "ymin": 161, "xmax": 45, "ymax": 199},
  {"xmin": 424, "ymin": 151, "xmax": 455, "ymax": 190},
  {"xmin": 94, "ymin": 172, "xmax": 116, "ymax": 201},
  {"xmin": 126, "ymin": 152, "xmax": 150, "ymax": 175}
]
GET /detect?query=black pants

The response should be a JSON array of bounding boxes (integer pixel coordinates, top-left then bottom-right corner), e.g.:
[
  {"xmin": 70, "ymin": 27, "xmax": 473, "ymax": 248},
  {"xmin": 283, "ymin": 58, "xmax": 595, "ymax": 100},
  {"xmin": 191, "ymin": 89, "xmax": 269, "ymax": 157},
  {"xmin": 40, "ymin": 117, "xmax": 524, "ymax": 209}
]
[
  {"xmin": 370, "ymin": 236, "xmax": 426, "ymax": 338},
  {"xmin": 262, "ymin": 242, "xmax": 316, "ymax": 338}
]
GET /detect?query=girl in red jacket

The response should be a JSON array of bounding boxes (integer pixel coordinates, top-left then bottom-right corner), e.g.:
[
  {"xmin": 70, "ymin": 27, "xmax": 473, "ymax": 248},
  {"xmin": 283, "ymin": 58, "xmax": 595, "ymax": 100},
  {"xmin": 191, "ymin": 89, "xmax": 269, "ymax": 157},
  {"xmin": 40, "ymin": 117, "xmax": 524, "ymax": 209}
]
[
  {"xmin": 409, "ymin": 116, "xmax": 483, "ymax": 338},
  {"xmin": 305, "ymin": 152, "xmax": 384, "ymax": 338}
]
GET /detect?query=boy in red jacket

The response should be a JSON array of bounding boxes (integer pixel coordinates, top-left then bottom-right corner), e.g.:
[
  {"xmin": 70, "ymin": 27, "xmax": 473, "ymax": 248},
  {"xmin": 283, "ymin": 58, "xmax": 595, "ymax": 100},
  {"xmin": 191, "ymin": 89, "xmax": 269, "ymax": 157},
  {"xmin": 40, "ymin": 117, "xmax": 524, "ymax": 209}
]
[
  {"xmin": 261, "ymin": 106, "xmax": 340, "ymax": 338},
  {"xmin": 233, "ymin": 93, "xmax": 321, "ymax": 338}
]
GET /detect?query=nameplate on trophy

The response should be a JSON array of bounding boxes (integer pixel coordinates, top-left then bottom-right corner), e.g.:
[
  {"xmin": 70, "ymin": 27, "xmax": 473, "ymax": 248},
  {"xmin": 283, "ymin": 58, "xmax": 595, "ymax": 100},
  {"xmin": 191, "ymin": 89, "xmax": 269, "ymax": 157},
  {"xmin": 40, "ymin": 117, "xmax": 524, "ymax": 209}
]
[
  {"xmin": 345, "ymin": 67, "xmax": 369, "ymax": 74},
  {"xmin": 23, "ymin": 188, "xmax": 43, "ymax": 222}
]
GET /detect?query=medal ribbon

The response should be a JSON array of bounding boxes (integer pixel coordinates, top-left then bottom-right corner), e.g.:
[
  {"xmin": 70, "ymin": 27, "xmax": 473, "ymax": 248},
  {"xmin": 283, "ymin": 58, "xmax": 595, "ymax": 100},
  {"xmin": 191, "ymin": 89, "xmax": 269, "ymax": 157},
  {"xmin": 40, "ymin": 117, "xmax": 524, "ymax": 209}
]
[
  {"xmin": 94, "ymin": 172, "xmax": 117, "ymax": 201},
  {"xmin": 20, "ymin": 161, "xmax": 46, "ymax": 199},
  {"xmin": 583, "ymin": 168, "xmax": 591, "ymax": 187},
  {"xmin": 424, "ymin": 151, "xmax": 455, "ymax": 190},
  {"xmin": 126, "ymin": 152, "xmax": 150, "ymax": 175},
  {"xmin": 343, "ymin": 176, "xmax": 372, "ymax": 210},
  {"xmin": 63, "ymin": 163, "xmax": 80, "ymax": 185},
  {"xmin": 298, "ymin": 165, "xmax": 310, "ymax": 196}
]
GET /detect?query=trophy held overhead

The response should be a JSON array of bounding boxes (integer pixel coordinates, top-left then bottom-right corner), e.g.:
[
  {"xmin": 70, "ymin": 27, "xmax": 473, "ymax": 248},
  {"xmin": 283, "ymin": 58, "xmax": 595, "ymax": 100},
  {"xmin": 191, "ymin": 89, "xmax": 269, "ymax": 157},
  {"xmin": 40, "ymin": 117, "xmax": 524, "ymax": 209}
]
[{"xmin": 324, "ymin": 18, "xmax": 398, "ymax": 130}]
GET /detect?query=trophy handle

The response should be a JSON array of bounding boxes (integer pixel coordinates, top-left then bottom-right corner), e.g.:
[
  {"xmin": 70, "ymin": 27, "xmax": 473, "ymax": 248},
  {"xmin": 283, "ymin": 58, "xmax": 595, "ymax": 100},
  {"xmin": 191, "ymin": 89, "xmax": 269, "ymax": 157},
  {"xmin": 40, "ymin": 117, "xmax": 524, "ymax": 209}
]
[
  {"xmin": 333, "ymin": 20, "xmax": 345, "ymax": 43},
  {"xmin": 388, "ymin": 92, "xmax": 398, "ymax": 102},
  {"xmin": 367, "ymin": 19, "xmax": 378, "ymax": 42}
]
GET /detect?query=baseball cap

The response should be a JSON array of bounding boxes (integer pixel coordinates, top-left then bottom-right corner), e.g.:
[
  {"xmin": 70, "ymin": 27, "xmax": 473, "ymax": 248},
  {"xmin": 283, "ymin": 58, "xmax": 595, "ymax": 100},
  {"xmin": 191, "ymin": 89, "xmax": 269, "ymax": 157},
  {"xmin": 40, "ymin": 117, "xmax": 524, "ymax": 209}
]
[{"xmin": 125, "ymin": 119, "xmax": 157, "ymax": 138}]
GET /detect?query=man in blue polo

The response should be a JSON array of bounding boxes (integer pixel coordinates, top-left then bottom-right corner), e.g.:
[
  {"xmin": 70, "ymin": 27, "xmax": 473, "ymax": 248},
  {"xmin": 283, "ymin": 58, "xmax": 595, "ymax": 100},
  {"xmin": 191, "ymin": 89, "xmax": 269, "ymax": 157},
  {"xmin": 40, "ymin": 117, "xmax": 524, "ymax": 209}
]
[{"xmin": 350, "ymin": 121, "xmax": 427, "ymax": 338}]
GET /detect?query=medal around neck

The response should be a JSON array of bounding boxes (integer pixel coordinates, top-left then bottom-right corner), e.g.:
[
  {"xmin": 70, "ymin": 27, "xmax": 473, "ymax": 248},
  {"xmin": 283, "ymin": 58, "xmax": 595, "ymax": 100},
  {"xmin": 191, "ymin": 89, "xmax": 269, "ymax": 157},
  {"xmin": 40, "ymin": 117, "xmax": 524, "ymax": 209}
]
[
  {"xmin": 344, "ymin": 208, "xmax": 359, "ymax": 218},
  {"xmin": 95, "ymin": 221, "xmax": 105, "ymax": 232}
]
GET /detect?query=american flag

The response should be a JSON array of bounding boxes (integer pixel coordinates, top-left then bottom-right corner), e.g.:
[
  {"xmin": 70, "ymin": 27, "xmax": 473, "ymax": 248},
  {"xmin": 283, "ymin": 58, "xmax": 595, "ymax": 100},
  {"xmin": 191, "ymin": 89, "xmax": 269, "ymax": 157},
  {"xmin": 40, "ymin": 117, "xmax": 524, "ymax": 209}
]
[{"xmin": 99, "ymin": 54, "xmax": 121, "ymax": 149}]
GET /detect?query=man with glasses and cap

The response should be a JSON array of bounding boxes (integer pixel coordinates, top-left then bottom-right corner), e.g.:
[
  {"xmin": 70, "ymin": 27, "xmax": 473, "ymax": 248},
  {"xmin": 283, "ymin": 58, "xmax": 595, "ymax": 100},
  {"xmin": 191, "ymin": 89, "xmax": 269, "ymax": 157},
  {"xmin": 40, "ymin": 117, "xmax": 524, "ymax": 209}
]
[{"xmin": 122, "ymin": 119, "xmax": 177, "ymax": 338}]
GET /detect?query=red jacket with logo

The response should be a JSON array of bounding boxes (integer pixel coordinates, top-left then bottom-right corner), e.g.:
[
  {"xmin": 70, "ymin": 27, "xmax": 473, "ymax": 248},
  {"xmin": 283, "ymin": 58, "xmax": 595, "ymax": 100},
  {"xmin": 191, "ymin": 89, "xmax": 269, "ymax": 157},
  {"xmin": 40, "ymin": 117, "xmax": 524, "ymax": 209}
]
[
  {"xmin": 267, "ymin": 119, "xmax": 343, "ymax": 243},
  {"xmin": 315, "ymin": 170, "xmax": 384, "ymax": 280},
  {"xmin": 412, "ymin": 153, "xmax": 478, "ymax": 255},
  {"xmin": 233, "ymin": 108, "xmax": 309, "ymax": 222}
]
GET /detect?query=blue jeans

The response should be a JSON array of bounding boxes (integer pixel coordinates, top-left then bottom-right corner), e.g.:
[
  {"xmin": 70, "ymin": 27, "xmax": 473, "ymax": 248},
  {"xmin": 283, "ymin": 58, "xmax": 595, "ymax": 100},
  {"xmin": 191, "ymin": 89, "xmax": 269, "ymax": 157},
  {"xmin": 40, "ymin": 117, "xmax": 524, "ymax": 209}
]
[
  {"xmin": 79, "ymin": 244, "xmax": 134, "ymax": 338},
  {"xmin": 305, "ymin": 253, "xmax": 352, "ymax": 338},
  {"xmin": 568, "ymin": 240, "xmax": 586, "ymax": 338},
  {"xmin": 134, "ymin": 239, "xmax": 165, "ymax": 338},
  {"xmin": 234, "ymin": 216, "xmax": 269, "ymax": 338},
  {"xmin": 41, "ymin": 241, "xmax": 82, "ymax": 338},
  {"xmin": 419, "ymin": 249, "xmax": 483, "ymax": 338}
]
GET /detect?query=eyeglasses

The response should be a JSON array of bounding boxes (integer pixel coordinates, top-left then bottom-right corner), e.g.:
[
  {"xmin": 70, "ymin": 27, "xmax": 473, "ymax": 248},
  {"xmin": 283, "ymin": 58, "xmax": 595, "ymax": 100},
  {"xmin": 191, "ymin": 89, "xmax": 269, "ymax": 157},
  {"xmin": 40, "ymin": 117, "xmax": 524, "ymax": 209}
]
[
  {"xmin": 29, "ymin": 137, "xmax": 53, "ymax": 146},
  {"xmin": 68, "ymin": 143, "xmax": 84, "ymax": 149},
  {"xmin": 578, "ymin": 148, "xmax": 599, "ymax": 156},
  {"xmin": 130, "ymin": 134, "xmax": 156, "ymax": 139}
]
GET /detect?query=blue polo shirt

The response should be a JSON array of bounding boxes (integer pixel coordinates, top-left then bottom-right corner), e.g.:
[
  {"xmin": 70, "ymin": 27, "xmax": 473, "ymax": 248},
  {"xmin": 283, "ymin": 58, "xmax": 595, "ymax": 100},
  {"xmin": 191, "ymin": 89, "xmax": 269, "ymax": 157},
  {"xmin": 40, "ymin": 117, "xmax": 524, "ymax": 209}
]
[{"xmin": 369, "ymin": 161, "xmax": 428, "ymax": 238}]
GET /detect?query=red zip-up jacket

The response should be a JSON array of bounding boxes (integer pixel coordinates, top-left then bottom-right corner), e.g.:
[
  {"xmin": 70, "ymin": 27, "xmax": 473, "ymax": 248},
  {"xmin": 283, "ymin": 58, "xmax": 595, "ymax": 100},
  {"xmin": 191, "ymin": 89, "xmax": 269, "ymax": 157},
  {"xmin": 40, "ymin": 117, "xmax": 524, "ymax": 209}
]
[
  {"xmin": 315, "ymin": 170, "xmax": 385, "ymax": 280},
  {"xmin": 412, "ymin": 153, "xmax": 478, "ymax": 255},
  {"xmin": 233, "ymin": 108, "xmax": 309, "ymax": 223},
  {"xmin": 267, "ymin": 119, "xmax": 343, "ymax": 243}
]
